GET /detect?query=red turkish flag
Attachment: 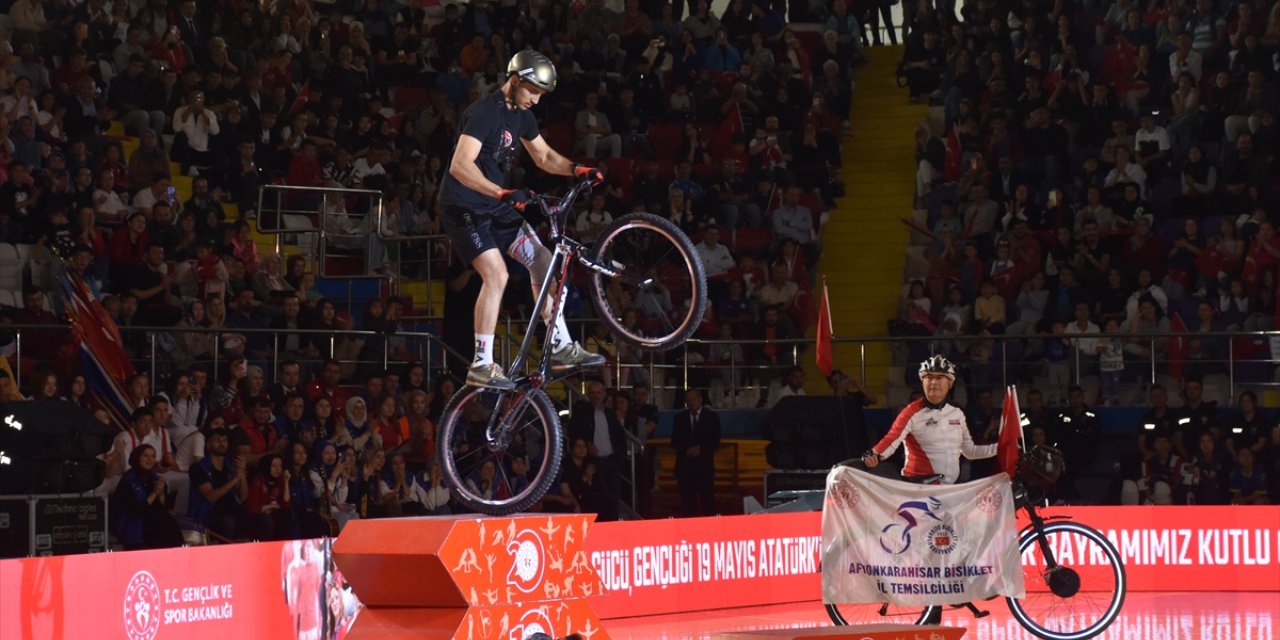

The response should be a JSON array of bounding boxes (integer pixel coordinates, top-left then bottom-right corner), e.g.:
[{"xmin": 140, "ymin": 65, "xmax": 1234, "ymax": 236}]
[
  {"xmin": 816, "ymin": 281, "xmax": 833, "ymax": 377},
  {"xmin": 997, "ymin": 386, "xmax": 1023, "ymax": 479}
]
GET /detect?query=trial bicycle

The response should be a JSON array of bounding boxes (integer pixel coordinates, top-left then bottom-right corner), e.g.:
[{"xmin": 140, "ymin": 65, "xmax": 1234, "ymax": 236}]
[
  {"xmin": 436, "ymin": 178, "xmax": 708, "ymax": 515},
  {"xmin": 824, "ymin": 449, "xmax": 1126, "ymax": 640}
]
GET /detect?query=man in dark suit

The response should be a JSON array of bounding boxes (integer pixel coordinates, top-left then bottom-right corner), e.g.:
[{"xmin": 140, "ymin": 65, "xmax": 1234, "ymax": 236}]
[
  {"xmin": 671, "ymin": 388, "xmax": 721, "ymax": 517},
  {"xmin": 628, "ymin": 382, "xmax": 660, "ymax": 517},
  {"xmin": 568, "ymin": 381, "xmax": 626, "ymax": 521}
]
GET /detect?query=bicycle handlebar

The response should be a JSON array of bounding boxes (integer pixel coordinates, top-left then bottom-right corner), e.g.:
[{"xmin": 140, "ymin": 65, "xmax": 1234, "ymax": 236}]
[{"xmin": 525, "ymin": 177, "xmax": 596, "ymax": 219}]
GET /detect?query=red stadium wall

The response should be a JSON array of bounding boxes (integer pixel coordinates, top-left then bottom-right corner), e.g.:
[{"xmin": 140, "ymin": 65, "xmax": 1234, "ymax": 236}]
[{"xmin": 1, "ymin": 507, "xmax": 1275, "ymax": 639}]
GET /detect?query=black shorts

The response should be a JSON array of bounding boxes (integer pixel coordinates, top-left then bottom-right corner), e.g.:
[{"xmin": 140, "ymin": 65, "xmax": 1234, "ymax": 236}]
[{"xmin": 439, "ymin": 203, "xmax": 525, "ymax": 264}]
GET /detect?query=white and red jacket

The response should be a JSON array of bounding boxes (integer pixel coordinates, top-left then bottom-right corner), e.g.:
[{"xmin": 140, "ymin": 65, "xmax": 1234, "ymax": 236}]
[{"xmin": 872, "ymin": 398, "xmax": 997, "ymax": 484}]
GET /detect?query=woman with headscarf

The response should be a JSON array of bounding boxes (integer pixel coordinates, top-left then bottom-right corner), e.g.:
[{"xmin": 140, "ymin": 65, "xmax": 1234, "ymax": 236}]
[
  {"xmin": 344, "ymin": 396, "xmax": 382, "ymax": 453},
  {"xmin": 171, "ymin": 299, "xmax": 216, "ymax": 370},
  {"xmin": 247, "ymin": 453, "xmax": 293, "ymax": 539},
  {"xmin": 401, "ymin": 389, "xmax": 435, "ymax": 468},
  {"xmin": 309, "ymin": 441, "xmax": 356, "ymax": 530},
  {"xmin": 126, "ymin": 128, "xmax": 171, "ymax": 188},
  {"xmin": 111, "ymin": 444, "xmax": 184, "ymax": 550}
]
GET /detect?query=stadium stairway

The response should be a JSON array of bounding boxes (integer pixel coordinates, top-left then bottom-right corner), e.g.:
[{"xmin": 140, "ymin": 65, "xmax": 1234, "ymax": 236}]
[{"xmin": 808, "ymin": 46, "xmax": 927, "ymax": 401}]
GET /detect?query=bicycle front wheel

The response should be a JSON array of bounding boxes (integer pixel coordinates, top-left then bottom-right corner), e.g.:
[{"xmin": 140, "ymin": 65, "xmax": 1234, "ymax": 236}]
[
  {"xmin": 1007, "ymin": 521, "xmax": 1126, "ymax": 640},
  {"xmin": 587, "ymin": 212, "xmax": 708, "ymax": 351},
  {"xmin": 436, "ymin": 385, "xmax": 564, "ymax": 515},
  {"xmin": 825, "ymin": 602, "xmax": 940, "ymax": 627}
]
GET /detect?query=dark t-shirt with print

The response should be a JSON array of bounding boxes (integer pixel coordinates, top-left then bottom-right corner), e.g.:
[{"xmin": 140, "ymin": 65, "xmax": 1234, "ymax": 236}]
[{"xmin": 438, "ymin": 92, "xmax": 540, "ymax": 212}]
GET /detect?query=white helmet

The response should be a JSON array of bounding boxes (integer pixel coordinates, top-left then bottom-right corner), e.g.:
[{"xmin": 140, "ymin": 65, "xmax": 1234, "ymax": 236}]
[{"xmin": 918, "ymin": 355, "xmax": 956, "ymax": 380}]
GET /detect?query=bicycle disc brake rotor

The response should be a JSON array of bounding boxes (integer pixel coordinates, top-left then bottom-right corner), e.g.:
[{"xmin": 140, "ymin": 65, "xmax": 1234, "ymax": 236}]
[
  {"xmin": 1045, "ymin": 566, "xmax": 1082, "ymax": 598},
  {"xmin": 481, "ymin": 394, "xmax": 517, "ymax": 452}
]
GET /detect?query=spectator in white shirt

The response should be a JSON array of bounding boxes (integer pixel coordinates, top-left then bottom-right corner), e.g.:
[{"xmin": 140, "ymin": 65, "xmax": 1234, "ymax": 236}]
[
  {"xmin": 93, "ymin": 170, "xmax": 130, "ymax": 223},
  {"xmin": 769, "ymin": 365, "xmax": 807, "ymax": 407},
  {"xmin": 131, "ymin": 177, "xmax": 172, "ymax": 217},
  {"xmin": 8, "ymin": 0, "xmax": 48, "ymax": 36},
  {"xmin": 695, "ymin": 226, "xmax": 736, "ymax": 277},
  {"xmin": 1104, "ymin": 147, "xmax": 1148, "ymax": 198},
  {"xmin": 1168, "ymin": 33, "xmax": 1203, "ymax": 83},
  {"xmin": 173, "ymin": 89, "xmax": 220, "ymax": 167},
  {"xmin": 1134, "ymin": 112, "xmax": 1171, "ymax": 176},
  {"xmin": 1063, "ymin": 302, "xmax": 1101, "ymax": 371},
  {"xmin": 352, "ymin": 144, "xmax": 390, "ymax": 185}
]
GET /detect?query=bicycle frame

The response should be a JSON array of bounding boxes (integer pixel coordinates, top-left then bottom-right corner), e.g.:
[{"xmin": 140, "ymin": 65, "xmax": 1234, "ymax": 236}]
[
  {"xmin": 480, "ymin": 180, "xmax": 626, "ymax": 446},
  {"xmin": 504, "ymin": 179, "xmax": 624, "ymax": 385},
  {"xmin": 1014, "ymin": 480, "xmax": 1073, "ymax": 571}
]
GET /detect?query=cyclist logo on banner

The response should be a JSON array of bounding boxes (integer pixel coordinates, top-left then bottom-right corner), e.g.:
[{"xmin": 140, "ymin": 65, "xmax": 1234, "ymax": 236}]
[{"xmin": 878, "ymin": 497, "xmax": 947, "ymax": 555}]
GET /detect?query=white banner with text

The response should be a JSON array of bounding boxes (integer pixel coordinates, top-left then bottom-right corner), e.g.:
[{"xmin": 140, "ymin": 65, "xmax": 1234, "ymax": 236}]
[{"xmin": 821, "ymin": 467, "xmax": 1026, "ymax": 606}]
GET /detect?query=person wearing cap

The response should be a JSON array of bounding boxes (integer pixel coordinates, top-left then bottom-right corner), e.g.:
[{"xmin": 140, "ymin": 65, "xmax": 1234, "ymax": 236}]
[{"xmin": 436, "ymin": 50, "xmax": 605, "ymax": 390}]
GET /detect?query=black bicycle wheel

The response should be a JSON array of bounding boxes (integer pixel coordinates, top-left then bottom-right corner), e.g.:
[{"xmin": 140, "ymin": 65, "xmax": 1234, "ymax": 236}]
[
  {"xmin": 825, "ymin": 602, "xmax": 940, "ymax": 626},
  {"xmin": 436, "ymin": 385, "xmax": 564, "ymax": 515},
  {"xmin": 587, "ymin": 212, "xmax": 708, "ymax": 351},
  {"xmin": 1007, "ymin": 521, "xmax": 1126, "ymax": 640}
]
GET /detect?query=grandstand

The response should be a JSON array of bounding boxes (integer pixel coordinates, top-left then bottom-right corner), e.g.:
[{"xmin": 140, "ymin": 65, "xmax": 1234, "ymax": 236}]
[{"xmin": 0, "ymin": 0, "xmax": 1277, "ymax": 552}]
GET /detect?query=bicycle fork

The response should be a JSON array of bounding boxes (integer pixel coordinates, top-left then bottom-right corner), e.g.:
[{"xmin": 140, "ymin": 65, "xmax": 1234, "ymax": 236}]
[
  {"xmin": 1024, "ymin": 509, "xmax": 1082, "ymax": 598},
  {"xmin": 483, "ymin": 389, "xmax": 534, "ymax": 453}
]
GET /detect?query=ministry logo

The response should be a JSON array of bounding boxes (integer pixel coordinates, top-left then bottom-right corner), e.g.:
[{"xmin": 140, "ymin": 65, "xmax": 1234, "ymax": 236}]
[{"xmin": 122, "ymin": 571, "xmax": 162, "ymax": 640}]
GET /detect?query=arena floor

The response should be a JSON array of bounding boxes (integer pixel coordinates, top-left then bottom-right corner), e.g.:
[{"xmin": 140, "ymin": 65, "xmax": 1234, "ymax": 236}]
[{"xmin": 604, "ymin": 592, "xmax": 1280, "ymax": 639}]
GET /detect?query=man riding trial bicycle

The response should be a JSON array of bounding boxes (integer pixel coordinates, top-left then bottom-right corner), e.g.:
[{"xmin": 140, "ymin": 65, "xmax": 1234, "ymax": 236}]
[{"xmin": 438, "ymin": 49, "xmax": 606, "ymax": 390}]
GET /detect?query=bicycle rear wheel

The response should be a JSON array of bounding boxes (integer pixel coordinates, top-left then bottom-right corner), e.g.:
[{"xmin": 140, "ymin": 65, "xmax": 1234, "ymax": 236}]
[
  {"xmin": 436, "ymin": 386, "xmax": 564, "ymax": 515},
  {"xmin": 825, "ymin": 602, "xmax": 939, "ymax": 626},
  {"xmin": 587, "ymin": 212, "xmax": 708, "ymax": 351},
  {"xmin": 1007, "ymin": 521, "xmax": 1126, "ymax": 640}
]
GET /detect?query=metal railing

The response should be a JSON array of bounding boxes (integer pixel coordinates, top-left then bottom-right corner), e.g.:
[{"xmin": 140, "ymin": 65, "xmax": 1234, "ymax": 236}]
[
  {"xmin": 255, "ymin": 184, "xmax": 386, "ymax": 280},
  {"xmin": 10, "ymin": 322, "xmax": 1278, "ymax": 407}
]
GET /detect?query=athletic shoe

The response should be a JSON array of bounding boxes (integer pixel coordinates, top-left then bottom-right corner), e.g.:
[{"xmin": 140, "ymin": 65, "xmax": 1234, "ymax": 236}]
[
  {"xmin": 466, "ymin": 363, "xmax": 515, "ymax": 390},
  {"xmin": 549, "ymin": 342, "xmax": 605, "ymax": 371}
]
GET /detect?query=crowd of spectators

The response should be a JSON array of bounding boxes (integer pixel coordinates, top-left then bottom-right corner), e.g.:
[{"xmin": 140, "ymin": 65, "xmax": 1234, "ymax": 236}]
[
  {"xmin": 9, "ymin": 364, "xmax": 691, "ymax": 546},
  {"xmin": 902, "ymin": 0, "xmax": 1280, "ymax": 398},
  {"xmin": 888, "ymin": 0, "xmax": 1280, "ymax": 505}
]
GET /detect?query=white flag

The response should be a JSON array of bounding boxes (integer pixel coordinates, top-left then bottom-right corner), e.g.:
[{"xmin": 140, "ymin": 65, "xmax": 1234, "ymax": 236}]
[{"xmin": 821, "ymin": 467, "xmax": 1025, "ymax": 606}]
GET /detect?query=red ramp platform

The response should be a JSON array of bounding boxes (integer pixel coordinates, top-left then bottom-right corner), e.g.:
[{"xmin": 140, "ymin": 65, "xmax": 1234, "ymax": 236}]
[{"xmin": 333, "ymin": 514, "xmax": 607, "ymax": 640}]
